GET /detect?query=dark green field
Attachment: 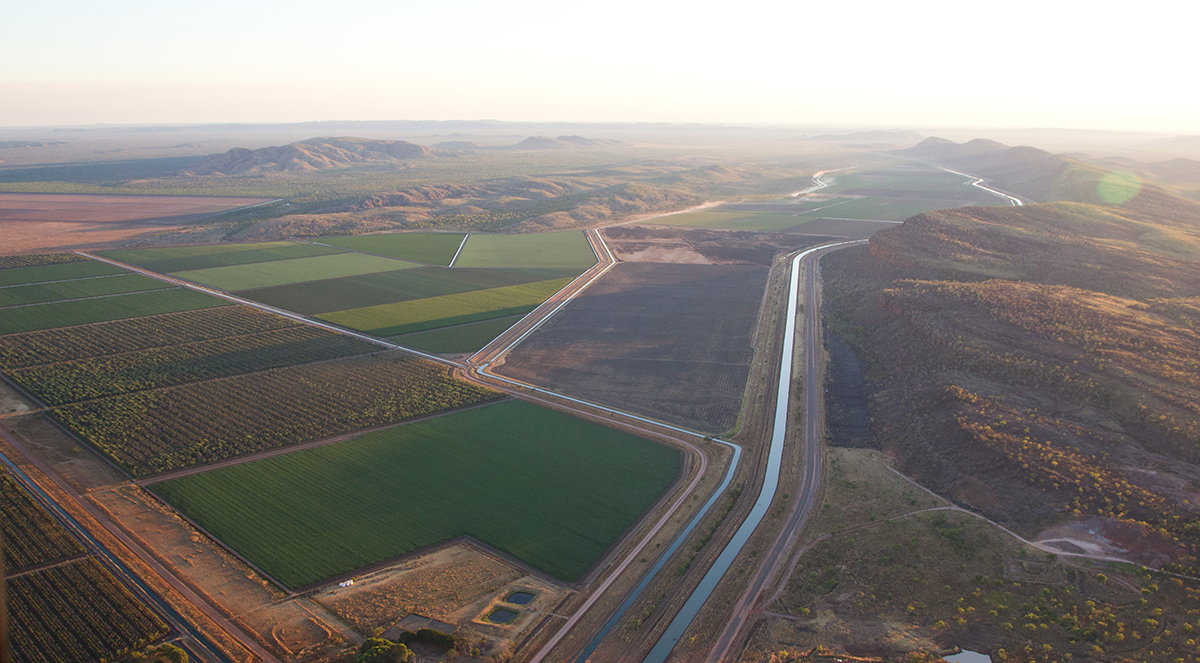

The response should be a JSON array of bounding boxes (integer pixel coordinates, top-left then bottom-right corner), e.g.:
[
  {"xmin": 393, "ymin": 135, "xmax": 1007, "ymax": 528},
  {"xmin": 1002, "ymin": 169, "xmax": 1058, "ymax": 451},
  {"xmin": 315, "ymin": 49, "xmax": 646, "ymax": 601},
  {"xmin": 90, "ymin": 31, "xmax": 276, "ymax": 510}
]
[
  {"xmin": 0, "ymin": 273, "xmax": 171, "ymax": 308},
  {"xmin": 100, "ymin": 241, "xmax": 345, "ymax": 273},
  {"xmin": 0, "ymin": 287, "xmax": 230, "ymax": 335},
  {"xmin": 0, "ymin": 260, "xmax": 126, "ymax": 287},
  {"xmin": 317, "ymin": 233, "xmax": 466, "ymax": 266},
  {"xmin": 152, "ymin": 399, "xmax": 680, "ymax": 587},
  {"xmin": 390, "ymin": 314, "xmax": 524, "ymax": 353},
  {"xmin": 234, "ymin": 267, "xmax": 580, "ymax": 315}
]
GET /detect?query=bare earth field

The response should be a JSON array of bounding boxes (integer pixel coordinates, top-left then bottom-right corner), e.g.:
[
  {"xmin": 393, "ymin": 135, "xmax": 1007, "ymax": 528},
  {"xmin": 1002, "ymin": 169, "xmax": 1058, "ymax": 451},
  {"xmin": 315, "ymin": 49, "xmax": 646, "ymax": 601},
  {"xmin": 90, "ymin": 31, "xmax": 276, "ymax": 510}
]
[
  {"xmin": 497, "ymin": 261, "xmax": 771, "ymax": 433},
  {"xmin": 603, "ymin": 225, "xmax": 834, "ymax": 265},
  {"xmin": 0, "ymin": 193, "xmax": 274, "ymax": 253}
]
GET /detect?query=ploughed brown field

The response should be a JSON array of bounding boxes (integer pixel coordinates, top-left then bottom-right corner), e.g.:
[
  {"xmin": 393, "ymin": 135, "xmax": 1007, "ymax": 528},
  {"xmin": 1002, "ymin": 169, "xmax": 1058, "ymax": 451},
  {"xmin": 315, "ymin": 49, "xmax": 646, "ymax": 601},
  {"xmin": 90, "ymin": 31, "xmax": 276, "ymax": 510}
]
[
  {"xmin": 497, "ymin": 262, "xmax": 770, "ymax": 433},
  {"xmin": 0, "ymin": 193, "xmax": 274, "ymax": 253}
]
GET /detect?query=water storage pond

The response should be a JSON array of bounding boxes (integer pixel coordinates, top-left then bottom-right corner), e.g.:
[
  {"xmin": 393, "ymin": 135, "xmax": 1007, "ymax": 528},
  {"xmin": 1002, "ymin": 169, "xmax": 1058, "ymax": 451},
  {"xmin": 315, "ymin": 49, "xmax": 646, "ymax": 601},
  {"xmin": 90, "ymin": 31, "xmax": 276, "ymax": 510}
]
[
  {"xmin": 506, "ymin": 591, "xmax": 536, "ymax": 605},
  {"xmin": 487, "ymin": 607, "xmax": 519, "ymax": 624}
]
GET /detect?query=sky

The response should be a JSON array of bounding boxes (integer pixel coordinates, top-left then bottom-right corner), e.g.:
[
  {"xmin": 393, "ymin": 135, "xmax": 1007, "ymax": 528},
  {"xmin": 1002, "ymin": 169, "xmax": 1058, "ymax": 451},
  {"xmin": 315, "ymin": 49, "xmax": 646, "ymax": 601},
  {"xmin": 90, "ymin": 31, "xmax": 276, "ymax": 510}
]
[{"xmin": 4, "ymin": 0, "xmax": 1199, "ymax": 132}]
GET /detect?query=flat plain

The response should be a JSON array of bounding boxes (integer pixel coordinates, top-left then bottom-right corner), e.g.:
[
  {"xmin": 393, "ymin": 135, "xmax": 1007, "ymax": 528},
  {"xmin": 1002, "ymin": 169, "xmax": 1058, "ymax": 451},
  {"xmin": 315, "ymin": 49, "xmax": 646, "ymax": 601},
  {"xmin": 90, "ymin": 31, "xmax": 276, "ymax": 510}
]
[
  {"xmin": 171, "ymin": 251, "xmax": 417, "ymax": 291},
  {"xmin": 0, "ymin": 192, "xmax": 274, "ymax": 253},
  {"xmin": 152, "ymin": 399, "xmax": 680, "ymax": 587}
]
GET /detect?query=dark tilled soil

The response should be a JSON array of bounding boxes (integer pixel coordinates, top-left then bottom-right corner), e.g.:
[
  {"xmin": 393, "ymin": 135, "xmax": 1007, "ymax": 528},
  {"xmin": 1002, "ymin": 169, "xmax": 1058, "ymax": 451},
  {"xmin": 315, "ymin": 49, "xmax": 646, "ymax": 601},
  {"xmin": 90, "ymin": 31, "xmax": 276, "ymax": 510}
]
[
  {"xmin": 497, "ymin": 262, "xmax": 770, "ymax": 433},
  {"xmin": 824, "ymin": 335, "xmax": 877, "ymax": 450},
  {"xmin": 603, "ymin": 226, "xmax": 831, "ymax": 266}
]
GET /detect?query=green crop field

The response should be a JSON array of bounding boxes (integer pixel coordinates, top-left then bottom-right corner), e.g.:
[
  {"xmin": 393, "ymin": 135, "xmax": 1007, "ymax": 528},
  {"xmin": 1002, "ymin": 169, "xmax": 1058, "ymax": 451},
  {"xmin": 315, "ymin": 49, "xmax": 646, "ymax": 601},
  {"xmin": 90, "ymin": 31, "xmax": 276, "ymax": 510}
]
[
  {"xmin": 318, "ymin": 233, "xmax": 466, "ymax": 266},
  {"xmin": 799, "ymin": 197, "xmax": 980, "ymax": 221},
  {"xmin": 172, "ymin": 252, "xmax": 416, "ymax": 291},
  {"xmin": 0, "ymin": 273, "xmax": 172, "ymax": 308},
  {"xmin": 0, "ymin": 260, "xmax": 127, "ymax": 287},
  {"xmin": 318, "ymin": 277, "xmax": 571, "ymax": 336},
  {"xmin": 152, "ymin": 399, "xmax": 680, "ymax": 587},
  {"xmin": 0, "ymin": 288, "xmax": 230, "ymax": 335},
  {"xmin": 100, "ymin": 241, "xmax": 345, "ymax": 273},
  {"xmin": 390, "ymin": 314, "xmax": 524, "ymax": 354},
  {"xmin": 53, "ymin": 351, "xmax": 499, "ymax": 476},
  {"xmin": 453, "ymin": 231, "xmax": 597, "ymax": 269},
  {"xmin": 235, "ymin": 267, "xmax": 580, "ymax": 316},
  {"xmin": 649, "ymin": 209, "xmax": 812, "ymax": 232}
]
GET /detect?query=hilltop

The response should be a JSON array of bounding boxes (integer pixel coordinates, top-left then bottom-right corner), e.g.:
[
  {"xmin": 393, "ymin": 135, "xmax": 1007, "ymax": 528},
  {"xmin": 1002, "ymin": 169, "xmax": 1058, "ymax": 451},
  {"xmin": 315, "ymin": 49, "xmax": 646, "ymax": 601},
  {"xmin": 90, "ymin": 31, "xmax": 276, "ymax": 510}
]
[
  {"xmin": 825, "ymin": 187, "xmax": 1200, "ymax": 575},
  {"xmin": 177, "ymin": 137, "xmax": 438, "ymax": 175},
  {"xmin": 893, "ymin": 137, "xmax": 1106, "ymax": 203}
]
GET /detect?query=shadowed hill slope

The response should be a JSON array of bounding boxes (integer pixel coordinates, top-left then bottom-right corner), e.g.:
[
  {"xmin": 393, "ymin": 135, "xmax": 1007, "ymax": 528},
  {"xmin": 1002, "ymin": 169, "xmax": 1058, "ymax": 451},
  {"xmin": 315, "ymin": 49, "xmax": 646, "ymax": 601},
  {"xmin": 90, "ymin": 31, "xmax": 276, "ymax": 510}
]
[{"xmin": 825, "ymin": 188, "xmax": 1200, "ymax": 575}]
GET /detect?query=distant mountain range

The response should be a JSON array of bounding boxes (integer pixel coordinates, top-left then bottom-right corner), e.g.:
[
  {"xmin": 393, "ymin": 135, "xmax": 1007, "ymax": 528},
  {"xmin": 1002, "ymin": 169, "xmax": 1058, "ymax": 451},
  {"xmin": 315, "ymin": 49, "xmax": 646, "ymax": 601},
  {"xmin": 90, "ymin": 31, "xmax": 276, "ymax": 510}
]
[
  {"xmin": 178, "ymin": 137, "xmax": 436, "ymax": 175},
  {"xmin": 893, "ymin": 137, "xmax": 1104, "ymax": 203},
  {"xmin": 178, "ymin": 134, "xmax": 627, "ymax": 175},
  {"xmin": 805, "ymin": 130, "xmax": 923, "ymax": 144}
]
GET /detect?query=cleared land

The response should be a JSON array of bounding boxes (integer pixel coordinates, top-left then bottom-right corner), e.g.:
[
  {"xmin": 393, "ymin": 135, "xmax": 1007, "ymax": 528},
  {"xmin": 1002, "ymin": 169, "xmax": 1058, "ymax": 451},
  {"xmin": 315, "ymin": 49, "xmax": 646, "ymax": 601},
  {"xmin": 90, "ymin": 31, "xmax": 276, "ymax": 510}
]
[
  {"xmin": 53, "ymin": 351, "xmax": 499, "ymax": 476},
  {"xmin": 171, "ymin": 251, "xmax": 416, "ymax": 291},
  {"xmin": 0, "ymin": 192, "xmax": 274, "ymax": 253},
  {"xmin": 152, "ymin": 399, "xmax": 681, "ymax": 587},
  {"xmin": 317, "ymin": 232, "xmax": 466, "ymax": 265},
  {"xmin": 499, "ymin": 262, "xmax": 770, "ymax": 433},
  {"xmin": 236, "ymin": 266, "xmax": 579, "ymax": 315},
  {"xmin": 453, "ymin": 231, "xmax": 597, "ymax": 269},
  {"xmin": 318, "ymin": 277, "xmax": 573, "ymax": 336},
  {"xmin": 100, "ymin": 241, "xmax": 345, "ymax": 273},
  {"xmin": 648, "ymin": 209, "xmax": 815, "ymax": 233},
  {"xmin": 0, "ymin": 287, "xmax": 229, "ymax": 335}
]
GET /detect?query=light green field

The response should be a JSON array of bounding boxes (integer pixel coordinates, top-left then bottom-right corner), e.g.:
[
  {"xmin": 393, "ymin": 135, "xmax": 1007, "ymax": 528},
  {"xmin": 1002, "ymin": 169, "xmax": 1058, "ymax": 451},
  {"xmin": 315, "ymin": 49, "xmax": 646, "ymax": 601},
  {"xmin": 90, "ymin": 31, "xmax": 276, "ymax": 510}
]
[
  {"xmin": 650, "ymin": 209, "xmax": 812, "ymax": 232},
  {"xmin": 151, "ymin": 399, "xmax": 680, "ymax": 587},
  {"xmin": 318, "ymin": 233, "xmax": 466, "ymax": 266},
  {"xmin": 0, "ymin": 261, "xmax": 127, "ymax": 287},
  {"xmin": 100, "ymin": 242, "xmax": 345, "ymax": 273},
  {"xmin": 800, "ymin": 197, "xmax": 977, "ymax": 221},
  {"xmin": 172, "ymin": 253, "xmax": 416, "ymax": 291},
  {"xmin": 453, "ymin": 231, "xmax": 596, "ymax": 269},
  {"xmin": 0, "ymin": 273, "xmax": 171, "ymax": 308},
  {"xmin": 389, "ymin": 314, "xmax": 524, "ymax": 354},
  {"xmin": 0, "ymin": 288, "xmax": 229, "ymax": 335},
  {"xmin": 318, "ymin": 278, "xmax": 571, "ymax": 336}
]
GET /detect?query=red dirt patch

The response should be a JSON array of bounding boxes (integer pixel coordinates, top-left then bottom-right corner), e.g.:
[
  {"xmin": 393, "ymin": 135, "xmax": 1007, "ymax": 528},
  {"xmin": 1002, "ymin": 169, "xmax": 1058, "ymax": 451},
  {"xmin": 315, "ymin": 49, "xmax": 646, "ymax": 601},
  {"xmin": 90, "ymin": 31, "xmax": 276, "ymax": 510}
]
[{"xmin": 0, "ymin": 193, "xmax": 273, "ymax": 253}]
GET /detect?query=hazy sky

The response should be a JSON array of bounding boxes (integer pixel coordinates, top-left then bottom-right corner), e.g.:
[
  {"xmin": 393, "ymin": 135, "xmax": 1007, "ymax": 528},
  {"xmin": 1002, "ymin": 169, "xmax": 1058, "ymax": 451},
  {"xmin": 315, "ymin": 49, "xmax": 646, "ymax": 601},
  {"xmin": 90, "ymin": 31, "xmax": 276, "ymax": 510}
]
[{"xmin": 4, "ymin": 0, "xmax": 1198, "ymax": 131}]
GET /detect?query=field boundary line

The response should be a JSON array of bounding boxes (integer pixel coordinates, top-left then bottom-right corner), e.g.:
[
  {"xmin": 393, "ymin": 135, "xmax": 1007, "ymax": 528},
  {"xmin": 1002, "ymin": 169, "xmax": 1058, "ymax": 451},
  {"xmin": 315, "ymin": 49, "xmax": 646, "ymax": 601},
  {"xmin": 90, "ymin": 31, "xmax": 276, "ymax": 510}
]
[
  {"xmin": 76, "ymin": 251, "xmax": 462, "ymax": 369},
  {"xmin": 0, "ymin": 285, "xmax": 178, "ymax": 310},
  {"xmin": 137, "ymin": 397, "xmax": 510, "ymax": 486},
  {"xmin": 810, "ymin": 216, "xmax": 904, "ymax": 224},
  {"xmin": 293, "ymin": 238, "xmax": 436, "ymax": 267},
  {"xmin": 448, "ymin": 233, "xmax": 469, "ymax": 267},
  {"xmin": 4, "ymin": 552, "xmax": 92, "ymax": 580},
  {"xmin": 0, "ymin": 271, "xmax": 130, "ymax": 289}
]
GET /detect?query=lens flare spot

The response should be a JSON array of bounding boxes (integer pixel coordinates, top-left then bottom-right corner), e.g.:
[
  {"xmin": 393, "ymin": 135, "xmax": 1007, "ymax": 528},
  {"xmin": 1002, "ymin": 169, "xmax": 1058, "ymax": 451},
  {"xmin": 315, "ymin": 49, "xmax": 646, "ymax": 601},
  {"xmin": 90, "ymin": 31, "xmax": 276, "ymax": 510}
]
[{"xmin": 1097, "ymin": 170, "xmax": 1141, "ymax": 204}]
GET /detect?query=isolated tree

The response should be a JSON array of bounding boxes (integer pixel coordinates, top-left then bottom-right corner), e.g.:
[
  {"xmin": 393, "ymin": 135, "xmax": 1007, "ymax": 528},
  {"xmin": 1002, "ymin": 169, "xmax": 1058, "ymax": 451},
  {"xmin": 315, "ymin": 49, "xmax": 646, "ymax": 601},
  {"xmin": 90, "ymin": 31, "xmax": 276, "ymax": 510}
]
[{"xmin": 354, "ymin": 638, "xmax": 413, "ymax": 663}]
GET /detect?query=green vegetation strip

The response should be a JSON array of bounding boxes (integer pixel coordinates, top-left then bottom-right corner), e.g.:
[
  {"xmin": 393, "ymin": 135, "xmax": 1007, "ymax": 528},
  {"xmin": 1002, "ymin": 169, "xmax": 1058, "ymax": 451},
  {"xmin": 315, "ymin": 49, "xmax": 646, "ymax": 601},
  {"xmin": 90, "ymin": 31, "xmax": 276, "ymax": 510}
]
[
  {"xmin": 0, "ymin": 288, "xmax": 230, "ymax": 336},
  {"xmin": 235, "ymin": 267, "xmax": 581, "ymax": 316},
  {"xmin": 317, "ymin": 233, "xmax": 466, "ymax": 266},
  {"xmin": 650, "ymin": 209, "xmax": 811, "ymax": 232},
  {"xmin": 152, "ymin": 399, "xmax": 680, "ymax": 587},
  {"xmin": 389, "ymin": 314, "xmax": 525, "ymax": 354},
  {"xmin": 171, "ymin": 252, "xmax": 416, "ymax": 291},
  {"xmin": 100, "ymin": 241, "xmax": 345, "ymax": 273},
  {"xmin": 317, "ymin": 277, "xmax": 572, "ymax": 336},
  {"xmin": 0, "ymin": 260, "xmax": 126, "ymax": 287},
  {"xmin": 0, "ymin": 273, "xmax": 172, "ymax": 308},
  {"xmin": 453, "ymin": 231, "xmax": 597, "ymax": 269}
]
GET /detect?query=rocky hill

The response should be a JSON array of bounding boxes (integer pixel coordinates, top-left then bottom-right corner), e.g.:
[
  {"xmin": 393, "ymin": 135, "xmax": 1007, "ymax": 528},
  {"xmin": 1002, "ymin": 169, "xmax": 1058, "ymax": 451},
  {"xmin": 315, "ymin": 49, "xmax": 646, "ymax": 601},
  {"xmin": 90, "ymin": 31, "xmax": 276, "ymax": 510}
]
[
  {"xmin": 825, "ymin": 186, "xmax": 1200, "ymax": 575},
  {"xmin": 893, "ymin": 137, "xmax": 1105, "ymax": 203},
  {"xmin": 178, "ymin": 137, "xmax": 437, "ymax": 175}
]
